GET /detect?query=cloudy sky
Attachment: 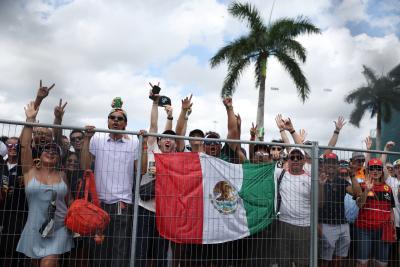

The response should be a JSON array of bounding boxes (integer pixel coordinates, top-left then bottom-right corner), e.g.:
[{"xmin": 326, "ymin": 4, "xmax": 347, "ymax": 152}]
[{"xmin": 0, "ymin": 0, "xmax": 399, "ymax": 149}]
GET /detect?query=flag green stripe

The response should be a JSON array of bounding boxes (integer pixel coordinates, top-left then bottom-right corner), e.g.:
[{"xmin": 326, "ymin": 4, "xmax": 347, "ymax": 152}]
[{"xmin": 239, "ymin": 162, "xmax": 275, "ymax": 235}]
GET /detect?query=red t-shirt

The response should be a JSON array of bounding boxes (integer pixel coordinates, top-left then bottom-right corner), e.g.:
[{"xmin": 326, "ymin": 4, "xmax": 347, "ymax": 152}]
[{"xmin": 355, "ymin": 182, "xmax": 395, "ymax": 230}]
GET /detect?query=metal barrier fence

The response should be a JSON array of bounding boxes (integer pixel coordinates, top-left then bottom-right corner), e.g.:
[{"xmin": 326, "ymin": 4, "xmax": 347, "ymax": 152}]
[{"xmin": 1, "ymin": 119, "xmax": 400, "ymax": 267}]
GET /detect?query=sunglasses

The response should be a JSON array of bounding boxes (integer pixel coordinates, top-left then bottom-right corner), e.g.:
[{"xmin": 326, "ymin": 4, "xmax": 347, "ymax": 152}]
[
  {"xmin": 70, "ymin": 136, "xmax": 82, "ymax": 142},
  {"xmin": 43, "ymin": 144, "xmax": 60, "ymax": 155},
  {"xmin": 290, "ymin": 155, "xmax": 304, "ymax": 161},
  {"xmin": 270, "ymin": 147, "xmax": 282, "ymax": 152},
  {"xmin": 204, "ymin": 140, "xmax": 221, "ymax": 146},
  {"xmin": 108, "ymin": 115, "xmax": 125, "ymax": 122},
  {"xmin": 7, "ymin": 143, "xmax": 19, "ymax": 149},
  {"xmin": 368, "ymin": 166, "xmax": 383, "ymax": 172}
]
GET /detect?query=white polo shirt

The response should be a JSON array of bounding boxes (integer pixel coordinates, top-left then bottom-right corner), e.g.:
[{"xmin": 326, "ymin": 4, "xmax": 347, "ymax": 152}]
[
  {"xmin": 89, "ymin": 134, "xmax": 139, "ymax": 204},
  {"xmin": 275, "ymin": 167, "xmax": 311, "ymax": 227}
]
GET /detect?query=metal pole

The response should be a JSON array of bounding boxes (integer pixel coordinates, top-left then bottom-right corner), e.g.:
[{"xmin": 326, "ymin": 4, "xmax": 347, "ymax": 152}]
[
  {"xmin": 130, "ymin": 134, "xmax": 143, "ymax": 267},
  {"xmin": 310, "ymin": 141, "xmax": 319, "ymax": 267}
]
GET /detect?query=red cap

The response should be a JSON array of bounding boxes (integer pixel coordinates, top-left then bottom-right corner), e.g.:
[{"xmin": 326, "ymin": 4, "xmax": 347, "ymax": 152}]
[
  {"xmin": 324, "ymin": 153, "xmax": 338, "ymax": 160},
  {"xmin": 368, "ymin": 158, "xmax": 383, "ymax": 167}
]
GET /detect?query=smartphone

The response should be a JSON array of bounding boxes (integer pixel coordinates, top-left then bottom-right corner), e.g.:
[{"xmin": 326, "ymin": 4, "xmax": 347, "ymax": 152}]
[{"xmin": 158, "ymin": 96, "xmax": 171, "ymax": 107}]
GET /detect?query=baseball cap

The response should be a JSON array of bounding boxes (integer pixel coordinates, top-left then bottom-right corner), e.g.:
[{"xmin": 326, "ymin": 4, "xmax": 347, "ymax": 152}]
[
  {"xmin": 368, "ymin": 158, "xmax": 383, "ymax": 167},
  {"xmin": 289, "ymin": 148, "xmax": 305, "ymax": 156},
  {"xmin": 351, "ymin": 152, "xmax": 365, "ymax": 160},
  {"xmin": 205, "ymin": 132, "xmax": 220, "ymax": 139},
  {"xmin": 324, "ymin": 153, "xmax": 338, "ymax": 161},
  {"xmin": 158, "ymin": 130, "xmax": 176, "ymax": 141},
  {"xmin": 189, "ymin": 129, "xmax": 205, "ymax": 138}
]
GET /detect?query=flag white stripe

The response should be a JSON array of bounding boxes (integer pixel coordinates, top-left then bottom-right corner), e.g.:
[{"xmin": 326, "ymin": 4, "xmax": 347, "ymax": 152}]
[{"xmin": 200, "ymin": 153, "xmax": 250, "ymax": 244}]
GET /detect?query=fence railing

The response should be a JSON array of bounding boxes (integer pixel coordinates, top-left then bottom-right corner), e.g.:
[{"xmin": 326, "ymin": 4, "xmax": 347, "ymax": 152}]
[{"xmin": 1, "ymin": 119, "xmax": 400, "ymax": 267}]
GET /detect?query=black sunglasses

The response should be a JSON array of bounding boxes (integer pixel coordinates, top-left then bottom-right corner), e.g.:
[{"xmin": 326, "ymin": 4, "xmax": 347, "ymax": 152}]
[
  {"xmin": 204, "ymin": 140, "xmax": 221, "ymax": 146},
  {"xmin": 368, "ymin": 166, "xmax": 383, "ymax": 172},
  {"xmin": 108, "ymin": 115, "xmax": 125, "ymax": 122},
  {"xmin": 290, "ymin": 155, "xmax": 304, "ymax": 161},
  {"xmin": 7, "ymin": 143, "xmax": 19, "ymax": 149}
]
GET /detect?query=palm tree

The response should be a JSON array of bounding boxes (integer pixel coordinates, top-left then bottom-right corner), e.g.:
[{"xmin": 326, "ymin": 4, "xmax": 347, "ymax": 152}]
[
  {"xmin": 345, "ymin": 64, "xmax": 400, "ymax": 150},
  {"xmin": 210, "ymin": 1, "xmax": 320, "ymax": 134}
]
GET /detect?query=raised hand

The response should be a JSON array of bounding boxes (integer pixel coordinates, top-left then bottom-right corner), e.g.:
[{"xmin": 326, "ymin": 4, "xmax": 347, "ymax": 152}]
[
  {"xmin": 283, "ymin": 117, "xmax": 294, "ymax": 132},
  {"xmin": 222, "ymin": 97, "xmax": 233, "ymax": 109},
  {"xmin": 84, "ymin": 125, "xmax": 96, "ymax": 139},
  {"xmin": 334, "ymin": 116, "xmax": 346, "ymax": 131},
  {"xmin": 164, "ymin": 105, "xmax": 173, "ymax": 117},
  {"xmin": 364, "ymin": 136, "xmax": 372, "ymax": 150},
  {"xmin": 319, "ymin": 172, "xmax": 328, "ymax": 185},
  {"xmin": 54, "ymin": 99, "xmax": 67, "ymax": 120},
  {"xmin": 24, "ymin": 101, "xmax": 39, "ymax": 122},
  {"xmin": 299, "ymin": 129, "xmax": 307, "ymax": 143},
  {"xmin": 37, "ymin": 80, "xmax": 55, "ymax": 100},
  {"xmin": 385, "ymin": 141, "xmax": 395, "ymax": 151},
  {"xmin": 181, "ymin": 94, "xmax": 193, "ymax": 111},
  {"xmin": 149, "ymin": 82, "xmax": 160, "ymax": 102},
  {"xmin": 365, "ymin": 178, "xmax": 373, "ymax": 191},
  {"xmin": 250, "ymin": 122, "xmax": 258, "ymax": 137},
  {"xmin": 275, "ymin": 114, "xmax": 285, "ymax": 131}
]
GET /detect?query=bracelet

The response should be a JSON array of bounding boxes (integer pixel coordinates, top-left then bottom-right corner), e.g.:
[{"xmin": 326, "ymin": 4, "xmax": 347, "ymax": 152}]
[
  {"xmin": 334, "ymin": 130, "xmax": 340, "ymax": 134},
  {"xmin": 279, "ymin": 129, "xmax": 284, "ymax": 133},
  {"xmin": 225, "ymin": 106, "xmax": 233, "ymax": 110},
  {"xmin": 289, "ymin": 130, "xmax": 295, "ymax": 134},
  {"xmin": 167, "ymin": 116, "xmax": 173, "ymax": 120}
]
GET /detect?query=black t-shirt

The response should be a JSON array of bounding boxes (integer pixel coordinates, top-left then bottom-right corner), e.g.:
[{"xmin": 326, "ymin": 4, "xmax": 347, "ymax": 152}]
[
  {"xmin": 319, "ymin": 176, "xmax": 350, "ymax": 224},
  {"xmin": 219, "ymin": 144, "xmax": 237, "ymax": 163}
]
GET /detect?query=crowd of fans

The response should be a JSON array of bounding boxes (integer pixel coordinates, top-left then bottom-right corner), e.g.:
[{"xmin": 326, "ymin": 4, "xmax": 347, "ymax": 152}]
[{"xmin": 0, "ymin": 81, "xmax": 399, "ymax": 267}]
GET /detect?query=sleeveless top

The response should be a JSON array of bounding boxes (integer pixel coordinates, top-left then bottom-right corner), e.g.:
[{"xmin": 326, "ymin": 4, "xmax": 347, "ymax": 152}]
[{"xmin": 17, "ymin": 175, "xmax": 73, "ymax": 258}]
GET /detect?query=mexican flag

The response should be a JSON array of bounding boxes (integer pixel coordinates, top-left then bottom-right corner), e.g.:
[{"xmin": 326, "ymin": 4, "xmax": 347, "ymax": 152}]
[{"xmin": 154, "ymin": 152, "xmax": 275, "ymax": 244}]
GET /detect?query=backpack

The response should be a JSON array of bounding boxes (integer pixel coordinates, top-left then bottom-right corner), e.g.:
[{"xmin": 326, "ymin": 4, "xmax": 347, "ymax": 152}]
[{"xmin": 65, "ymin": 170, "xmax": 110, "ymax": 235}]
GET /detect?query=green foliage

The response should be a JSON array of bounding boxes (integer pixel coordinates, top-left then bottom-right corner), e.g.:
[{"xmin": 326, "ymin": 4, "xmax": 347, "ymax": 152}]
[
  {"xmin": 345, "ymin": 64, "xmax": 400, "ymax": 127},
  {"xmin": 210, "ymin": 1, "xmax": 320, "ymax": 100}
]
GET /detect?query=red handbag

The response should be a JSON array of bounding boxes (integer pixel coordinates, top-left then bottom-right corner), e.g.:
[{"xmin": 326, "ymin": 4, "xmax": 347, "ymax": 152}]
[{"xmin": 65, "ymin": 170, "xmax": 110, "ymax": 236}]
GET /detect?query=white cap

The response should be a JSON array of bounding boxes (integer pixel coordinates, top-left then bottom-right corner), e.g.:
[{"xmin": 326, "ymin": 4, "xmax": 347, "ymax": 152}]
[{"xmin": 289, "ymin": 148, "xmax": 305, "ymax": 156}]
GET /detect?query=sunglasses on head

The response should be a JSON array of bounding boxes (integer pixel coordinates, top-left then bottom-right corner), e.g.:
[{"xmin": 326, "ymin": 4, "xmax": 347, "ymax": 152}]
[
  {"xmin": 270, "ymin": 146, "xmax": 282, "ymax": 151},
  {"xmin": 368, "ymin": 166, "xmax": 383, "ymax": 172},
  {"xmin": 7, "ymin": 143, "xmax": 19, "ymax": 149},
  {"xmin": 204, "ymin": 140, "xmax": 221, "ymax": 146},
  {"xmin": 289, "ymin": 155, "xmax": 304, "ymax": 161},
  {"xmin": 108, "ymin": 115, "xmax": 125, "ymax": 122}
]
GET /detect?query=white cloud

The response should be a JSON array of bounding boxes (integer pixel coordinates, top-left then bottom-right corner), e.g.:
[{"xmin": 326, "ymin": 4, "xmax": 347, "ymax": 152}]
[{"xmin": 0, "ymin": 0, "xmax": 399, "ymax": 153}]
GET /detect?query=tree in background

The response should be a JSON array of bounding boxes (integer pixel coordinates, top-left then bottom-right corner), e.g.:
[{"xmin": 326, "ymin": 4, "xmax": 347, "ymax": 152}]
[
  {"xmin": 345, "ymin": 64, "xmax": 400, "ymax": 150},
  {"xmin": 210, "ymin": 1, "xmax": 320, "ymax": 138}
]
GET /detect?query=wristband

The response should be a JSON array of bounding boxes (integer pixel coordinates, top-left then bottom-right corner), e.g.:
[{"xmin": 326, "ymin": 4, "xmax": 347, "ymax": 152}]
[
  {"xmin": 334, "ymin": 130, "xmax": 340, "ymax": 134},
  {"xmin": 279, "ymin": 129, "xmax": 284, "ymax": 133},
  {"xmin": 250, "ymin": 136, "xmax": 255, "ymax": 141},
  {"xmin": 167, "ymin": 116, "xmax": 173, "ymax": 120},
  {"xmin": 289, "ymin": 130, "xmax": 295, "ymax": 134}
]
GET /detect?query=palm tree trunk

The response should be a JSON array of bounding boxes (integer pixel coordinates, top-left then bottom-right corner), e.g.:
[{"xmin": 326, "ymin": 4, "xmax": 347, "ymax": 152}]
[
  {"xmin": 256, "ymin": 57, "xmax": 267, "ymax": 140},
  {"xmin": 376, "ymin": 107, "xmax": 381, "ymax": 151}
]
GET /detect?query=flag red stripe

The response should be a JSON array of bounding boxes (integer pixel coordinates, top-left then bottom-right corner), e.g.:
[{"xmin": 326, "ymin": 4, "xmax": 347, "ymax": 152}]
[{"xmin": 155, "ymin": 152, "xmax": 203, "ymax": 244}]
